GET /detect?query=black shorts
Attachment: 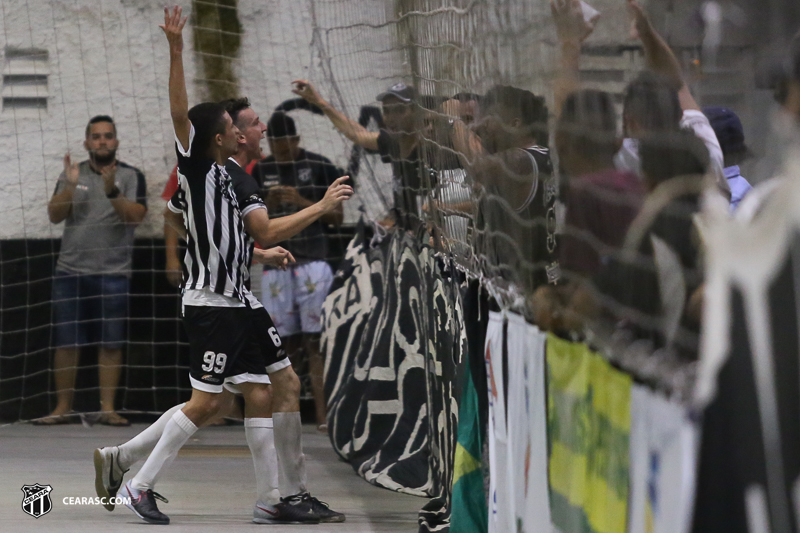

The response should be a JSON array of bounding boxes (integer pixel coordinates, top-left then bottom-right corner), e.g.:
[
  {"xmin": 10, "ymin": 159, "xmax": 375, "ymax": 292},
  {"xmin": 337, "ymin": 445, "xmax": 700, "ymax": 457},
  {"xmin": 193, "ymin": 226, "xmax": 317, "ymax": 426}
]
[{"xmin": 182, "ymin": 305, "xmax": 290, "ymax": 394}]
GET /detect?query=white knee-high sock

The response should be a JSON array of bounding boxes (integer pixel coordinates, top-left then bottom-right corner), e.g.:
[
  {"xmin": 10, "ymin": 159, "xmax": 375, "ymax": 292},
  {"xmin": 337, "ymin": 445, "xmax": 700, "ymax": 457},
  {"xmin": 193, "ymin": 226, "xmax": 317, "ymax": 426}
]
[
  {"xmin": 130, "ymin": 409, "xmax": 197, "ymax": 491},
  {"xmin": 117, "ymin": 403, "xmax": 186, "ymax": 471},
  {"xmin": 273, "ymin": 412, "xmax": 307, "ymax": 496},
  {"xmin": 245, "ymin": 418, "xmax": 280, "ymax": 506}
]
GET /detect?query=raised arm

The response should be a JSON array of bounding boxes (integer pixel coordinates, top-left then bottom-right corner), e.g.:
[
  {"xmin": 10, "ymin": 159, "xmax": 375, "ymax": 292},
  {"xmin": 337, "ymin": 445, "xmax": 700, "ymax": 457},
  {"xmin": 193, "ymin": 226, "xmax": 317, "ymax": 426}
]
[
  {"xmin": 551, "ymin": 0, "xmax": 600, "ymax": 117},
  {"xmin": 48, "ymin": 153, "xmax": 79, "ymax": 224},
  {"xmin": 159, "ymin": 6, "xmax": 191, "ymax": 150},
  {"xmin": 627, "ymin": 0, "xmax": 699, "ymax": 111},
  {"xmin": 245, "ymin": 176, "xmax": 352, "ymax": 248},
  {"xmin": 292, "ymin": 80, "xmax": 380, "ymax": 151}
]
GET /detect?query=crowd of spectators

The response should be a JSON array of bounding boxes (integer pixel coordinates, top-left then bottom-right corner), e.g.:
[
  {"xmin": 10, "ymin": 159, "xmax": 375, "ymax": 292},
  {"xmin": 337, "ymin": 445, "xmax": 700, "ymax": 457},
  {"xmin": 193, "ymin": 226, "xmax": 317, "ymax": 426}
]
[{"xmin": 40, "ymin": 0, "xmax": 800, "ymax": 420}]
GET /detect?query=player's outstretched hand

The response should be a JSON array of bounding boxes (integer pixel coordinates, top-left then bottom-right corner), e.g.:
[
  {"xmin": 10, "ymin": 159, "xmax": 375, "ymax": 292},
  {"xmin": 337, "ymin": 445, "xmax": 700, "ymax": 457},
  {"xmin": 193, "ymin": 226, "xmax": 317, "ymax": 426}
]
[
  {"xmin": 159, "ymin": 5, "xmax": 187, "ymax": 51},
  {"xmin": 320, "ymin": 176, "xmax": 353, "ymax": 212},
  {"xmin": 551, "ymin": 0, "xmax": 599, "ymax": 44},
  {"xmin": 62, "ymin": 153, "xmax": 80, "ymax": 186},
  {"xmin": 253, "ymin": 247, "xmax": 296, "ymax": 270},
  {"xmin": 292, "ymin": 80, "xmax": 324, "ymax": 107}
]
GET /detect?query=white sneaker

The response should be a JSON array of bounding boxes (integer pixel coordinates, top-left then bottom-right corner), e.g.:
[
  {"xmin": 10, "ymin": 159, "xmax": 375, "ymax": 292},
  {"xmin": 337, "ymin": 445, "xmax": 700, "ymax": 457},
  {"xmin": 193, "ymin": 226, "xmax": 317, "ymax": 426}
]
[{"xmin": 93, "ymin": 446, "xmax": 127, "ymax": 511}]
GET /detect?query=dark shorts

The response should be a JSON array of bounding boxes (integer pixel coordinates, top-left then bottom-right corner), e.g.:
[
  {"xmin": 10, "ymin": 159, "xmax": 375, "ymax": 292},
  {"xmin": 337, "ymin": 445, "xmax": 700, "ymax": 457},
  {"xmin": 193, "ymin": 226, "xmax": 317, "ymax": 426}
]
[
  {"xmin": 182, "ymin": 305, "xmax": 290, "ymax": 394},
  {"xmin": 51, "ymin": 271, "xmax": 129, "ymax": 349}
]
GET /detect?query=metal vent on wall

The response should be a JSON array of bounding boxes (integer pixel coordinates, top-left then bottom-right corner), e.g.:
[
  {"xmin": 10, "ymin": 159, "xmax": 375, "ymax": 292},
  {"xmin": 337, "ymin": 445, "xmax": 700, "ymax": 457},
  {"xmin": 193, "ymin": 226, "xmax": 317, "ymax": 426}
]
[{"xmin": 2, "ymin": 47, "xmax": 49, "ymax": 111}]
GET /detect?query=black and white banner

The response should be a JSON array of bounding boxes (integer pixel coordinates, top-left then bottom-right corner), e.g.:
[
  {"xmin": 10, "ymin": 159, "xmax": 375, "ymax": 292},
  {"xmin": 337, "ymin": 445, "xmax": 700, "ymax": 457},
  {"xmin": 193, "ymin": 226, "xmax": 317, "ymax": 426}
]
[{"xmin": 320, "ymin": 223, "xmax": 464, "ymax": 531}]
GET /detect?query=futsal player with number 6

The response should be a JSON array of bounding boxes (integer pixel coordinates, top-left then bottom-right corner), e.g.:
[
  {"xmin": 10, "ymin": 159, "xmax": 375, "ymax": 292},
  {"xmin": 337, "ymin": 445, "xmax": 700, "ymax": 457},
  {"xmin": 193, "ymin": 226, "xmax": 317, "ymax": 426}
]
[{"xmin": 92, "ymin": 6, "xmax": 352, "ymax": 525}]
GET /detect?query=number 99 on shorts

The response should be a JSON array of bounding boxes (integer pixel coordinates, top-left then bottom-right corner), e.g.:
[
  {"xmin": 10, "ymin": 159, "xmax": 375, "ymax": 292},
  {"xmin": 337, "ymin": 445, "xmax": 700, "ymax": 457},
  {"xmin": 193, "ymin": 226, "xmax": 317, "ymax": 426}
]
[{"xmin": 201, "ymin": 351, "xmax": 227, "ymax": 373}]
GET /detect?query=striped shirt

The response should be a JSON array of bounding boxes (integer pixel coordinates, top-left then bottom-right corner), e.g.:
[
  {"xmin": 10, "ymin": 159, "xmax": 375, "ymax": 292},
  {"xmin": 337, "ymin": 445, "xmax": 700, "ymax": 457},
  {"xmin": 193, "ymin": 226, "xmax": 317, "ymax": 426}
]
[{"xmin": 167, "ymin": 125, "xmax": 263, "ymax": 308}]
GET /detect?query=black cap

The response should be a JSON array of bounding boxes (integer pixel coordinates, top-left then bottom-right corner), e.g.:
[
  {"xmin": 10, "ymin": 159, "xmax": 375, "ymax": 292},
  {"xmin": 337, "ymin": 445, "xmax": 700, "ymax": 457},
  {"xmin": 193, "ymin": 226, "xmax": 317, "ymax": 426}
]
[
  {"xmin": 266, "ymin": 112, "xmax": 297, "ymax": 138},
  {"xmin": 376, "ymin": 82, "xmax": 417, "ymax": 103},
  {"xmin": 703, "ymin": 106, "xmax": 746, "ymax": 155}
]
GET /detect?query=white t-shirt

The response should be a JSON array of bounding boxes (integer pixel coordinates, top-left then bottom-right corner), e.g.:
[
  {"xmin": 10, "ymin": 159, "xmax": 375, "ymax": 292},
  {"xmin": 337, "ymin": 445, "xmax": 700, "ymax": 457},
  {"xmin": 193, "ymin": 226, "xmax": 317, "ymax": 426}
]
[
  {"xmin": 680, "ymin": 109, "xmax": 726, "ymax": 191},
  {"xmin": 614, "ymin": 110, "xmax": 729, "ymax": 193}
]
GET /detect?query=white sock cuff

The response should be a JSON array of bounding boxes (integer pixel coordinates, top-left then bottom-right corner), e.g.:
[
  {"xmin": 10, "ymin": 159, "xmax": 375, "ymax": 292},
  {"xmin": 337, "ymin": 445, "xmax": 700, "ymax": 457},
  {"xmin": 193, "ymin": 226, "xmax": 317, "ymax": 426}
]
[
  {"xmin": 245, "ymin": 417, "xmax": 273, "ymax": 428},
  {"xmin": 172, "ymin": 409, "xmax": 198, "ymax": 435},
  {"xmin": 273, "ymin": 412, "xmax": 301, "ymax": 422}
]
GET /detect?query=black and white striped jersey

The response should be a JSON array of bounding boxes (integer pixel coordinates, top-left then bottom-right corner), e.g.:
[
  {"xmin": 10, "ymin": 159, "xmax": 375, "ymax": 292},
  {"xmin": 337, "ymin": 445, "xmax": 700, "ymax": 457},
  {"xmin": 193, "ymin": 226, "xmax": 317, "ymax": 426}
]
[{"xmin": 167, "ymin": 125, "xmax": 264, "ymax": 308}]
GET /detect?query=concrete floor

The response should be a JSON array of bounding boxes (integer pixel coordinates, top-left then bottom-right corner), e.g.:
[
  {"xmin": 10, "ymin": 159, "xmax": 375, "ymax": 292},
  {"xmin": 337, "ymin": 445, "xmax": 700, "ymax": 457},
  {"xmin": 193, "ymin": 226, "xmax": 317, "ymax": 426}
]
[{"xmin": 0, "ymin": 423, "xmax": 423, "ymax": 532}]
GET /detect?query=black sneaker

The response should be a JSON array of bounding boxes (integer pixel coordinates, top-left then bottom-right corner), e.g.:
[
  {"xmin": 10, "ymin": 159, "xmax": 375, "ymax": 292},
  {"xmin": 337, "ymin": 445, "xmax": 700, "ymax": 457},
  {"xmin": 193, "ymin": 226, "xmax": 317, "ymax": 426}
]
[
  {"xmin": 253, "ymin": 498, "xmax": 320, "ymax": 525},
  {"xmin": 123, "ymin": 481, "xmax": 170, "ymax": 525},
  {"xmin": 93, "ymin": 446, "xmax": 128, "ymax": 511},
  {"xmin": 303, "ymin": 493, "xmax": 346, "ymax": 523}
]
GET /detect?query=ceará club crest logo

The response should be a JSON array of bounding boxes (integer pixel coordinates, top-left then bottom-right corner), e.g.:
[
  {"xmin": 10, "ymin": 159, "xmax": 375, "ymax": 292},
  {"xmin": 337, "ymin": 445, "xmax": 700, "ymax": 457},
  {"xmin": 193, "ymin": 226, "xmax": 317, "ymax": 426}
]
[{"xmin": 21, "ymin": 483, "xmax": 53, "ymax": 518}]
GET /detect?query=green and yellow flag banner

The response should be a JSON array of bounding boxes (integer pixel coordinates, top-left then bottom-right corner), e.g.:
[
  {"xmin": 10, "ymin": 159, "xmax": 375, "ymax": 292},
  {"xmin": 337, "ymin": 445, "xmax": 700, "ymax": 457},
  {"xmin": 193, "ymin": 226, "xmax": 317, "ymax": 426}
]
[
  {"xmin": 547, "ymin": 334, "xmax": 632, "ymax": 533},
  {"xmin": 450, "ymin": 354, "xmax": 488, "ymax": 533}
]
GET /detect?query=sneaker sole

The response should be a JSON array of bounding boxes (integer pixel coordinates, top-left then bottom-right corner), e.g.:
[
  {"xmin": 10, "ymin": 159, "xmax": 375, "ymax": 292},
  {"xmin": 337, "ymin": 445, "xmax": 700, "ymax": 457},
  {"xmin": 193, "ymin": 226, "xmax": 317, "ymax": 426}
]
[
  {"xmin": 253, "ymin": 517, "xmax": 320, "ymax": 525},
  {"xmin": 320, "ymin": 515, "xmax": 346, "ymax": 523},
  {"xmin": 93, "ymin": 449, "xmax": 115, "ymax": 512},
  {"xmin": 125, "ymin": 502, "xmax": 170, "ymax": 525}
]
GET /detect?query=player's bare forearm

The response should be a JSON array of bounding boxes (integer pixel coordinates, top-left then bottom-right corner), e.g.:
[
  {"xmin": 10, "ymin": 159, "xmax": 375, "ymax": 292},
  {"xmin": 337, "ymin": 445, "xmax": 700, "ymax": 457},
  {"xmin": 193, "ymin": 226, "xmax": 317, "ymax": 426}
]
[
  {"xmin": 160, "ymin": 6, "xmax": 191, "ymax": 150},
  {"xmin": 320, "ymin": 204, "xmax": 343, "ymax": 226},
  {"xmin": 246, "ymin": 204, "xmax": 325, "ymax": 247},
  {"xmin": 47, "ymin": 187, "xmax": 75, "ymax": 224},
  {"xmin": 169, "ymin": 51, "xmax": 191, "ymax": 148},
  {"xmin": 163, "ymin": 206, "xmax": 187, "ymax": 240}
]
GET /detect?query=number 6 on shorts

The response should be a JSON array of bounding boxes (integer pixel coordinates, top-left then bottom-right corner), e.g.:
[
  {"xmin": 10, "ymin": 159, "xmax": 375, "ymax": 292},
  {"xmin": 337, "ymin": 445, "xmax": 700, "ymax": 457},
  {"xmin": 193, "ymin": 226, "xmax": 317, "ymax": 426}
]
[{"xmin": 201, "ymin": 351, "xmax": 227, "ymax": 373}]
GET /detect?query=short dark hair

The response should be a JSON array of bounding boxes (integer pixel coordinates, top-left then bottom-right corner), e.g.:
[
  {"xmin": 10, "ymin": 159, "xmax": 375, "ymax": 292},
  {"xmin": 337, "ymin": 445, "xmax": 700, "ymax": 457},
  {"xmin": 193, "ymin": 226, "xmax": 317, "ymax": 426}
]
[
  {"xmin": 187, "ymin": 102, "xmax": 228, "ymax": 159},
  {"xmin": 623, "ymin": 71, "xmax": 682, "ymax": 133},
  {"xmin": 85, "ymin": 115, "xmax": 116, "ymax": 137},
  {"xmin": 266, "ymin": 111, "xmax": 297, "ymax": 138},
  {"xmin": 639, "ymin": 129, "xmax": 710, "ymax": 186},
  {"xmin": 557, "ymin": 89, "xmax": 618, "ymax": 159},
  {"xmin": 483, "ymin": 85, "xmax": 549, "ymax": 144},
  {"xmin": 219, "ymin": 97, "xmax": 251, "ymax": 128}
]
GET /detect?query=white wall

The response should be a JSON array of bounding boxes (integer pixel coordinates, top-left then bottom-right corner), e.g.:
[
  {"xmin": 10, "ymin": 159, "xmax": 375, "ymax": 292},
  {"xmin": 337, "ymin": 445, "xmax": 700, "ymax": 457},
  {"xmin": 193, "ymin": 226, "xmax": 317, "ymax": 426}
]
[
  {"xmin": 0, "ymin": 0, "xmax": 408, "ymax": 240},
  {"xmin": 0, "ymin": 0, "xmax": 203, "ymax": 239},
  {"xmin": 0, "ymin": 0, "xmax": 649, "ymax": 240}
]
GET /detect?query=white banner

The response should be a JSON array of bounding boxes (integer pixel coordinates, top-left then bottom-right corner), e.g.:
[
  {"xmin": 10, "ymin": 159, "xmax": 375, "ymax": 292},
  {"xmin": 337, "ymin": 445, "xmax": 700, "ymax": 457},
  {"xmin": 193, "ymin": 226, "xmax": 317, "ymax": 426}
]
[
  {"xmin": 628, "ymin": 385, "xmax": 698, "ymax": 533},
  {"xmin": 506, "ymin": 312, "xmax": 552, "ymax": 533},
  {"xmin": 486, "ymin": 311, "xmax": 510, "ymax": 533}
]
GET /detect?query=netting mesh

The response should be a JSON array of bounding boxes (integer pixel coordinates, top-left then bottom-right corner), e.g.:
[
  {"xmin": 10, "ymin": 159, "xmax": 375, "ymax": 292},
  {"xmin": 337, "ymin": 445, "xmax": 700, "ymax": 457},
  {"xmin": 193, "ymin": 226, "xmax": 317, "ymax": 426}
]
[{"xmin": 0, "ymin": 0, "xmax": 791, "ymax": 435}]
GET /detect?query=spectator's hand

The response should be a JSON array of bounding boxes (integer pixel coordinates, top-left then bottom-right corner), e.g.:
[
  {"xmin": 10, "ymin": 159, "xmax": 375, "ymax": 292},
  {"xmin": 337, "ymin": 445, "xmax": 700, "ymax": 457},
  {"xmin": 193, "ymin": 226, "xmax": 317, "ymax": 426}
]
[
  {"xmin": 442, "ymin": 99, "xmax": 461, "ymax": 120},
  {"xmin": 265, "ymin": 188, "xmax": 282, "ymax": 211},
  {"xmin": 62, "ymin": 153, "xmax": 80, "ymax": 187},
  {"xmin": 253, "ymin": 247, "xmax": 296, "ymax": 270},
  {"xmin": 100, "ymin": 164, "xmax": 117, "ymax": 196},
  {"xmin": 551, "ymin": 0, "xmax": 599, "ymax": 44},
  {"xmin": 159, "ymin": 5, "xmax": 187, "ymax": 52},
  {"xmin": 626, "ymin": 0, "xmax": 650, "ymax": 41},
  {"xmin": 269, "ymin": 185, "xmax": 307, "ymax": 208},
  {"xmin": 530, "ymin": 285, "xmax": 564, "ymax": 332},
  {"xmin": 292, "ymin": 80, "xmax": 324, "ymax": 107},
  {"xmin": 165, "ymin": 255, "xmax": 182, "ymax": 287},
  {"xmin": 319, "ymin": 176, "xmax": 353, "ymax": 212}
]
